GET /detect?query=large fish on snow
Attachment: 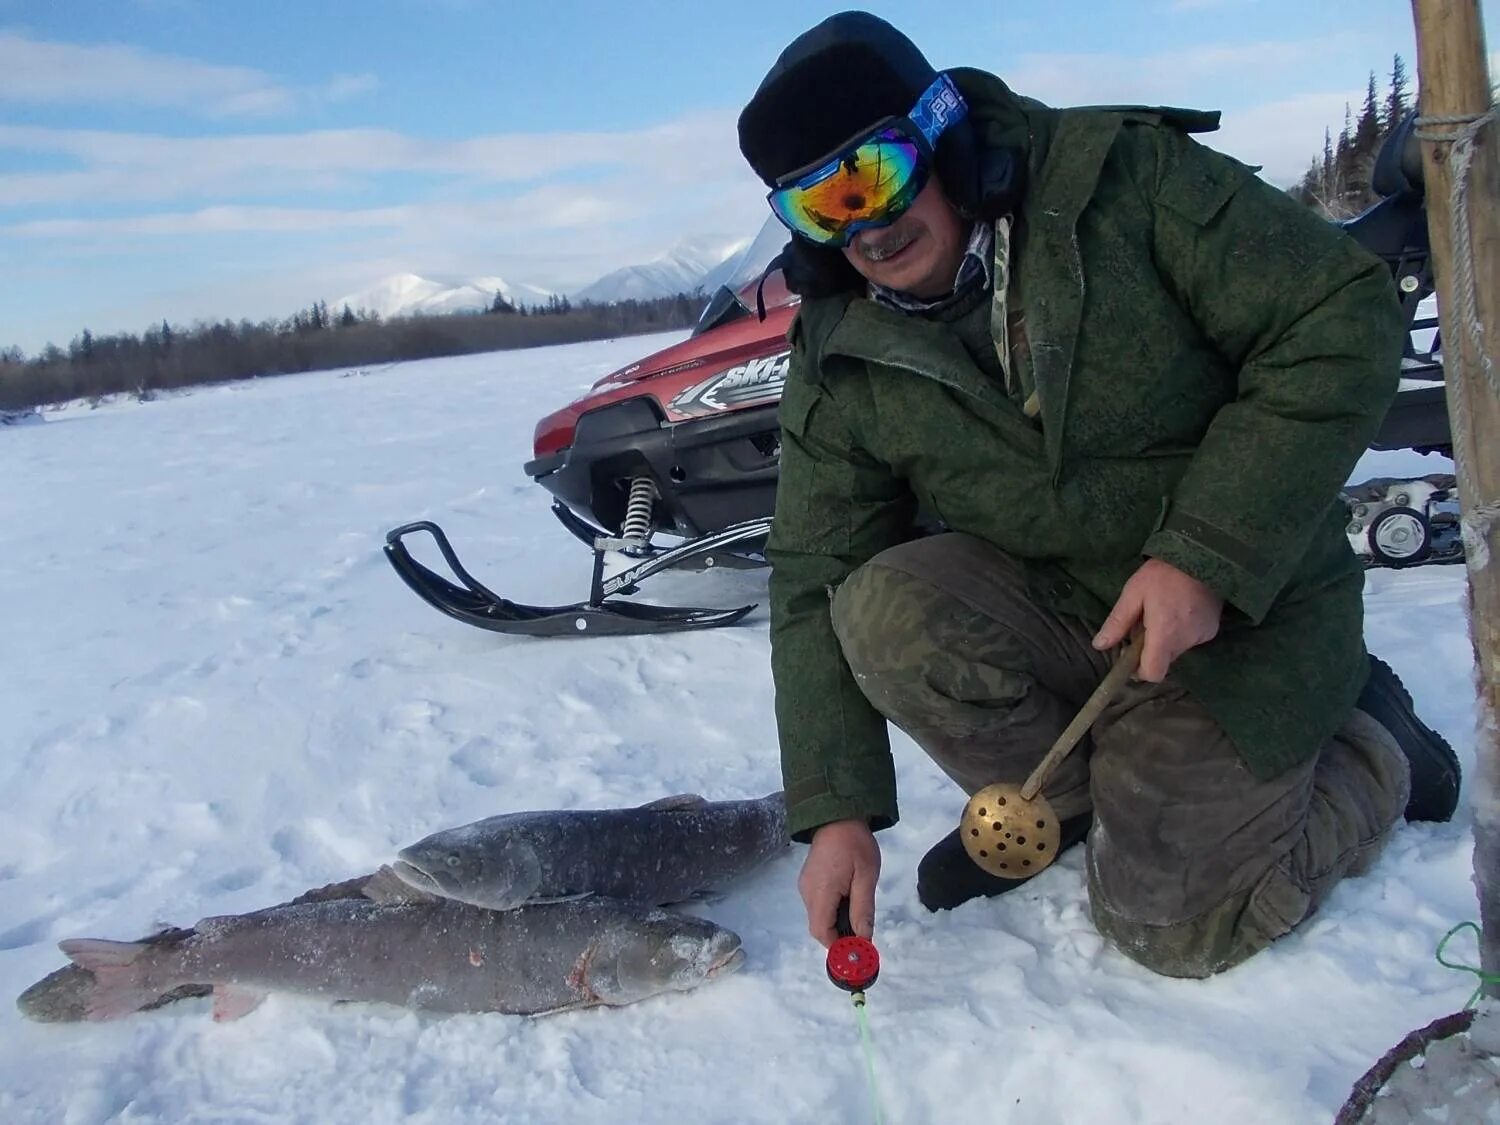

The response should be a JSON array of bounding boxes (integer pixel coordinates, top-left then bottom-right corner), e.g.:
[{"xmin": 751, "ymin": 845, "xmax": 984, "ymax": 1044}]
[
  {"xmin": 39, "ymin": 894, "xmax": 743, "ymax": 1021},
  {"xmin": 391, "ymin": 791, "xmax": 788, "ymax": 910},
  {"xmin": 17, "ymin": 871, "xmax": 408, "ymax": 1022}
]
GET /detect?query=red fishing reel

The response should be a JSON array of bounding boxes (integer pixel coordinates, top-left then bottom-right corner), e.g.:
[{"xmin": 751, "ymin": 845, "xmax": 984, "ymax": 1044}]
[{"xmin": 826, "ymin": 899, "xmax": 880, "ymax": 994}]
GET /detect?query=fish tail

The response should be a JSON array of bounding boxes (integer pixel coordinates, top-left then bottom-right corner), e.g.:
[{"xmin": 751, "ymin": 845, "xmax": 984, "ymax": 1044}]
[{"xmin": 57, "ymin": 938, "xmax": 160, "ymax": 1021}]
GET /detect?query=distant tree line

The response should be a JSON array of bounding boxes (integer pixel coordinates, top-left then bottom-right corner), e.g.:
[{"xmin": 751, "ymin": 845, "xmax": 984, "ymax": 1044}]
[
  {"xmin": 1288, "ymin": 56, "xmax": 1414, "ymax": 218},
  {"xmin": 0, "ymin": 292, "xmax": 704, "ymax": 411}
]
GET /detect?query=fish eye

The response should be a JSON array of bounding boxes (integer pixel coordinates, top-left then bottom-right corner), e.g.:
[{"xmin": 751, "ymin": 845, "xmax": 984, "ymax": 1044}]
[{"xmin": 445, "ymin": 854, "xmax": 461, "ymax": 868}]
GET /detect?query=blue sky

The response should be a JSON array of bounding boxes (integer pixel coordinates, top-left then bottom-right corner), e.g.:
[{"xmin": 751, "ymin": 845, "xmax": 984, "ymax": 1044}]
[{"xmin": 1, "ymin": 0, "xmax": 1494, "ymax": 354}]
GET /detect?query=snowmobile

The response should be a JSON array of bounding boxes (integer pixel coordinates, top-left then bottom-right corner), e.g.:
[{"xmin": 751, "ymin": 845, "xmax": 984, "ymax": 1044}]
[
  {"xmin": 385, "ymin": 114, "xmax": 1456, "ymax": 639},
  {"xmin": 1337, "ymin": 111, "xmax": 1461, "ymax": 572}
]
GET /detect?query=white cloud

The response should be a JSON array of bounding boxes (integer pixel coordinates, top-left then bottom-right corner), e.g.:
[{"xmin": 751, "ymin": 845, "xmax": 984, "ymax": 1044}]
[
  {"xmin": 995, "ymin": 39, "xmax": 1373, "ymax": 186},
  {"xmin": 1211, "ymin": 90, "xmax": 1362, "ymax": 185},
  {"xmin": 1003, "ymin": 39, "xmax": 1336, "ymax": 108},
  {"xmin": 322, "ymin": 74, "xmax": 380, "ymax": 104},
  {"xmin": 0, "ymin": 30, "xmax": 375, "ymax": 117},
  {"xmin": 0, "ymin": 110, "xmax": 745, "ymax": 209},
  {"xmin": 2, "ymin": 188, "xmax": 632, "ymax": 240},
  {"xmin": 0, "ymin": 101, "xmax": 769, "ymax": 349}
]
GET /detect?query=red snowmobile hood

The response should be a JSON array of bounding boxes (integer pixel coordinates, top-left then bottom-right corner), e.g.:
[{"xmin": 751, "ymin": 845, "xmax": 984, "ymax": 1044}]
[
  {"xmin": 533, "ymin": 280, "xmax": 798, "ymax": 458},
  {"xmin": 591, "ymin": 304, "xmax": 793, "ymax": 390}
]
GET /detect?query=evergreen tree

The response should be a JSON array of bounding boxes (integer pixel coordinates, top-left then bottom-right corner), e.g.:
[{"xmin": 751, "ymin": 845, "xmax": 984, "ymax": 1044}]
[
  {"xmin": 1386, "ymin": 55, "xmax": 1411, "ymax": 130},
  {"xmin": 1354, "ymin": 72, "xmax": 1382, "ymax": 151},
  {"xmin": 1333, "ymin": 103, "xmax": 1355, "ymax": 206}
]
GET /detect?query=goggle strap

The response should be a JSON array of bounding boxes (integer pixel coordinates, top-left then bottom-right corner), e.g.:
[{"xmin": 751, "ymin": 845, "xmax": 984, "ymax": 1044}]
[{"xmin": 910, "ymin": 73, "xmax": 968, "ymax": 150}]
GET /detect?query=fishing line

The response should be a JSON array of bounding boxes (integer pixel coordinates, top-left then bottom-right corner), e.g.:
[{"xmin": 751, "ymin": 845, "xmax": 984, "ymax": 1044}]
[
  {"xmin": 853, "ymin": 997, "xmax": 886, "ymax": 1125},
  {"xmin": 827, "ymin": 898, "xmax": 886, "ymax": 1125}
]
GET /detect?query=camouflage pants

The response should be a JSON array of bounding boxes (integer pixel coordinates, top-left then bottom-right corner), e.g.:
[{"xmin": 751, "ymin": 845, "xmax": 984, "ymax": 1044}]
[{"xmin": 830, "ymin": 533, "xmax": 1410, "ymax": 978}]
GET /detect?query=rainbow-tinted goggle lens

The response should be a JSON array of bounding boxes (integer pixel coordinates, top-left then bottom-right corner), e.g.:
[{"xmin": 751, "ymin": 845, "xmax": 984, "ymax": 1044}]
[{"xmin": 767, "ymin": 73, "xmax": 968, "ymax": 248}]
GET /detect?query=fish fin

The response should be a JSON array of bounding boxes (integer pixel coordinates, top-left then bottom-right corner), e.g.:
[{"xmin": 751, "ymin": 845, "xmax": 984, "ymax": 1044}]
[
  {"xmin": 364, "ymin": 864, "xmax": 437, "ymax": 906},
  {"xmin": 58, "ymin": 937, "xmax": 145, "ymax": 969},
  {"xmin": 289, "ymin": 872, "xmax": 381, "ymax": 906},
  {"xmin": 528, "ymin": 892, "xmax": 593, "ymax": 905},
  {"xmin": 212, "ymin": 984, "xmax": 266, "ymax": 1023},
  {"xmin": 56, "ymin": 938, "xmax": 157, "ymax": 1021},
  {"xmin": 638, "ymin": 793, "xmax": 708, "ymax": 812}
]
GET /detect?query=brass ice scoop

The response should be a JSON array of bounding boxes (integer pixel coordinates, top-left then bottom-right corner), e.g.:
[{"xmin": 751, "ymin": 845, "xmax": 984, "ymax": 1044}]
[{"xmin": 959, "ymin": 634, "xmax": 1143, "ymax": 878}]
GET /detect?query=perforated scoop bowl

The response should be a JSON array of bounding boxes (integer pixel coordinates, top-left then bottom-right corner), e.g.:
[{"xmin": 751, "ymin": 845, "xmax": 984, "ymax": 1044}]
[
  {"xmin": 959, "ymin": 636, "xmax": 1142, "ymax": 880},
  {"xmin": 960, "ymin": 787, "xmax": 1062, "ymax": 879}
]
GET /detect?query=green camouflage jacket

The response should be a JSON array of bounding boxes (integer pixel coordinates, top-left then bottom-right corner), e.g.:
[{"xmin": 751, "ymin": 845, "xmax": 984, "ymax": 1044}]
[{"xmin": 768, "ymin": 68, "xmax": 1405, "ymax": 842}]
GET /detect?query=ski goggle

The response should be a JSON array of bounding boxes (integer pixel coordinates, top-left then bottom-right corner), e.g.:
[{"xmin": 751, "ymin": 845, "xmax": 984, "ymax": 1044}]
[{"xmin": 766, "ymin": 73, "xmax": 968, "ymax": 247}]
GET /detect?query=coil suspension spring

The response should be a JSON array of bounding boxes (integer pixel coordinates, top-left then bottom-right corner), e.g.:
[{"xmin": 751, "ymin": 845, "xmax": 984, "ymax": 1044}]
[{"xmin": 619, "ymin": 477, "xmax": 658, "ymax": 553}]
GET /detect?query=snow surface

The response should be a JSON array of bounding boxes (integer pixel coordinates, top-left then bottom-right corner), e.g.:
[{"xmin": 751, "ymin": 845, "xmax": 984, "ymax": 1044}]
[{"xmin": 0, "ymin": 337, "xmax": 1485, "ymax": 1124}]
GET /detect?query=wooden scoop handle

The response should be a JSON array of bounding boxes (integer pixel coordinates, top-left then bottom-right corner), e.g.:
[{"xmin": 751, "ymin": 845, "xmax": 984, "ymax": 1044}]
[{"xmin": 1018, "ymin": 634, "xmax": 1143, "ymax": 801}]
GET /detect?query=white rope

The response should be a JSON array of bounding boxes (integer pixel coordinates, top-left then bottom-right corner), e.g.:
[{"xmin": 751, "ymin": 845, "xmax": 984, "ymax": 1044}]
[{"xmin": 1415, "ymin": 107, "xmax": 1500, "ymax": 570}]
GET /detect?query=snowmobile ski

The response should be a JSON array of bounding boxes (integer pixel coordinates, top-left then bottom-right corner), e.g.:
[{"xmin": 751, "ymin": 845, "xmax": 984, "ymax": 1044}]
[{"xmin": 383, "ymin": 517, "xmax": 770, "ymax": 637}]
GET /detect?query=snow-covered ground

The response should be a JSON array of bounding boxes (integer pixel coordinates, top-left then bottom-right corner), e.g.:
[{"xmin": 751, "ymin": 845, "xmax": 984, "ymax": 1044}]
[{"xmin": 0, "ymin": 335, "xmax": 1483, "ymax": 1124}]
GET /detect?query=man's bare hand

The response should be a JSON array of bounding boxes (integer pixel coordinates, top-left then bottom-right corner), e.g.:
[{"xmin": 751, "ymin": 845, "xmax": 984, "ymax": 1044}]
[
  {"xmin": 1092, "ymin": 558, "xmax": 1223, "ymax": 681},
  {"xmin": 799, "ymin": 818, "xmax": 881, "ymax": 948}
]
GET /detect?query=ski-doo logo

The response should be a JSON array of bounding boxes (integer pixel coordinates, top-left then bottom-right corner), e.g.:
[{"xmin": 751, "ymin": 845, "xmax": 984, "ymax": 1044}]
[{"xmin": 669, "ymin": 352, "xmax": 790, "ymax": 417}]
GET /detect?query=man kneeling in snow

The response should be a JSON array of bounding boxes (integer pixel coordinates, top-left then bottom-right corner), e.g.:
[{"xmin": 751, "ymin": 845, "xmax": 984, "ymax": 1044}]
[{"xmin": 739, "ymin": 11, "xmax": 1459, "ymax": 977}]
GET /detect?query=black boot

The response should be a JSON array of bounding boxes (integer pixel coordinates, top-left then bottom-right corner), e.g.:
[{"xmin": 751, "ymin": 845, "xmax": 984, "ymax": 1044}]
[
  {"xmin": 1357, "ymin": 654, "xmax": 1461, "ymax": 823},
  {"xmin": 917, "ymin": 813, "xmax": 1092, "ymax": 912}
]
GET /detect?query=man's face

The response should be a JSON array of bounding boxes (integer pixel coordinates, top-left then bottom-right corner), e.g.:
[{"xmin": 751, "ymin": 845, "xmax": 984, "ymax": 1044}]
[{"xmin": 840, "ymin": 176, "xmax": 968, "ymax": 299}]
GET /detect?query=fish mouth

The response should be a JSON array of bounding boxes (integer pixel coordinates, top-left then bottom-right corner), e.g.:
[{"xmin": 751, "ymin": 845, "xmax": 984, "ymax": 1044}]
[
  {"xmin": 707, "ymin": 946, "xmax": 746, "ymax": 979},
  {"xmin": 391, "ymin": 860, "xmax": 446, "ymax": 896}
]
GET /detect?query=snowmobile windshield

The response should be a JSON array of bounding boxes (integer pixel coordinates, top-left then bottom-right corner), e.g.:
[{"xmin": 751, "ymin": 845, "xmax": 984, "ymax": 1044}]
[{"xmin": 692, "ymin": 216, "xmax": 796, "ymax": 336}]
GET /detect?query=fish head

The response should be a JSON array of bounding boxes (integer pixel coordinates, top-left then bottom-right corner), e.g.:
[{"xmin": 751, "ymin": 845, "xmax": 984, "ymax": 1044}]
[
  {"xmin": 392, "ymin": 832, "xmax": 541, "ymax": 910},
  {"xmin": 17, "ymin": 966, "xmax": 95, "ymax": 1023},
  {"xmin": 590, "ymin": 909, "xmax": 745, "ymax": 1006}
]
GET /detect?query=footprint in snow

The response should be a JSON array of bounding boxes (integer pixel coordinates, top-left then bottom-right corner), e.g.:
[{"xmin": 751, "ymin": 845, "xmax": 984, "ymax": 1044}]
[{"xmin": 450, "ymin": 737, "xmax": 506, "ymax": 788}]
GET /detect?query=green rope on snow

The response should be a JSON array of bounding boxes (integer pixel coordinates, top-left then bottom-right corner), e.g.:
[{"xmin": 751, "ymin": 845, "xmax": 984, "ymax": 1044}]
[{"xmin": 1435, "ymin": 922, "xmax": 1500, "ymax": 1009}]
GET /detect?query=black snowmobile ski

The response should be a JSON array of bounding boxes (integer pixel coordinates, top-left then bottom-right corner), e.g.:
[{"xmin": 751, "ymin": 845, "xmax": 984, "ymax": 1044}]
[{"xmin": 384, "ymin": 515, "xmax": 771, "ymax": 637}]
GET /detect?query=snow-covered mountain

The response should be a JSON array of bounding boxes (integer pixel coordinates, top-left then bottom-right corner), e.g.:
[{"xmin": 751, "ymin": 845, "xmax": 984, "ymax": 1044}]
[
  {"xmin": 571, "ymin": 235, "xmax": 750, "ymax": 304},
  {"xmin": 328, "ymin": 234, "xmax": 750, "ymax": 321},
  {"xmin": 330, "ymin": 273, "xmax": 558, "ymax": 319}
]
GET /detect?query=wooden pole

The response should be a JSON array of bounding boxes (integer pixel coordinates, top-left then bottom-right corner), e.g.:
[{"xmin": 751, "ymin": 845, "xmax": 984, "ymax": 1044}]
[{"xmin": 1411, "ymin": 0, "xmax": 1500, "ymax": 1001}]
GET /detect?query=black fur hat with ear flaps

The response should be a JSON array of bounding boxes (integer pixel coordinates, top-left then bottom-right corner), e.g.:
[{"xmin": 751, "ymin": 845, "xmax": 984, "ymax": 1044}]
[{"xmin": 737, "ymin": 11, "xmax": 987, "ymax": 299}]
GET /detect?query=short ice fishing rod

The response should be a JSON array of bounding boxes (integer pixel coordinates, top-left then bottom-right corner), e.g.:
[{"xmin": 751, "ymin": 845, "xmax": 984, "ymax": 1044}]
[
  {"xmin": 826, "ymin": 898, "xmax": 881, "ymax": 1002},
  {"xmin": 825, "ymin": 897, "xmax": 885, "ymax": 1124}
]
